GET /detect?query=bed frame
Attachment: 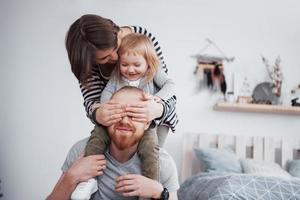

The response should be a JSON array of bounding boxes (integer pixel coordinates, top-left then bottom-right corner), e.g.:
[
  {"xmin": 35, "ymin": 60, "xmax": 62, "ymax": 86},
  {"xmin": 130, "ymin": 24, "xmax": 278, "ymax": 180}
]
[{"xmin": 181, "ymin": 133, "xmax": 300, "ymax": 183}]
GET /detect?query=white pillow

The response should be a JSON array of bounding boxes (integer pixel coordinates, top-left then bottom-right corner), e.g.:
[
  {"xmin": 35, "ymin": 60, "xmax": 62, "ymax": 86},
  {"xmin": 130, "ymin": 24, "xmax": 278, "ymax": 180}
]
[{"xmin": 240, "ymin": 158, "xmax": 291, "ymax": 178}]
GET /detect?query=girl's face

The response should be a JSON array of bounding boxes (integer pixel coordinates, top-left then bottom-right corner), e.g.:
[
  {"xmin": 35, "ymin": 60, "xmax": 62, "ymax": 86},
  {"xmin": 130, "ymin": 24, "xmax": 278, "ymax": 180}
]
[{"xmin": 119, "ymin": 53, "xmax": 148, "ymax": 81}]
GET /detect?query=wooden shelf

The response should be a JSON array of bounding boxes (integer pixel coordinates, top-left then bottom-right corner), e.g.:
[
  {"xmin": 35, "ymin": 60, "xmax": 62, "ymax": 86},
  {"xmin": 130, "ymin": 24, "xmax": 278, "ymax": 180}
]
[{"xmin": 214, "ymin": 102, "xmax": 300, "ymax": 115}]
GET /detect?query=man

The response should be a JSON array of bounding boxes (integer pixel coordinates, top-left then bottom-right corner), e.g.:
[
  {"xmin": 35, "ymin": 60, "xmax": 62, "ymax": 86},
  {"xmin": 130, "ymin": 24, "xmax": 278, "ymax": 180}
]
[{"xmin": 47, "ymin": 86, "xmax": 179, "ymax": 200}]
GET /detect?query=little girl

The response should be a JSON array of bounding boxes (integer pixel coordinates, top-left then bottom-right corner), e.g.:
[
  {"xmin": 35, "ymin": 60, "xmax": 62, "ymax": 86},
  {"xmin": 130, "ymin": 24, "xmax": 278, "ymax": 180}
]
[{"xmin": 71, "ymin": 33, "xmax": 176, "ymax": 199}]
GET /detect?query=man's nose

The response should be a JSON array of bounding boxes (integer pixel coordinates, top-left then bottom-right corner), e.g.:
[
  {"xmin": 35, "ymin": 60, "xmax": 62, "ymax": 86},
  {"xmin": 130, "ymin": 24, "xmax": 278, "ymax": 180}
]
[{"xmin": 120, "ymin": 115, "xmax": 130, "ymax": 123}]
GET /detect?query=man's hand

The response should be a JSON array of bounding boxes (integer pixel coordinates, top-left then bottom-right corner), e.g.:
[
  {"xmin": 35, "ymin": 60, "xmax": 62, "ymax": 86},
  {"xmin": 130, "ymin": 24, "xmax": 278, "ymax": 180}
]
[
  {"xmin": 125, "ymin": 93, "xmax": 163, "ymax": 123},
  {"xmin": 66, "ymin": 154, "xmax": 106, "ymax": 184},
  {"xmin": 95, "ymin": 100, "xmax": 126, "ymax": 126},
  {"xmin": 115, "ymin": 174, "xmax": 163, "ymax": 199}
]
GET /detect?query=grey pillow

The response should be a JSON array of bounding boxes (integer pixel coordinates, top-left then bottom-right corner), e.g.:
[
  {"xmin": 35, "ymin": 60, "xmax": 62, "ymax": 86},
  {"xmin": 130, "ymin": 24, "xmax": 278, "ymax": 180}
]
[
  {"xmin": 287, "ymin": 160, "xmax": 300, "ymax": 177},
  {"xmin": 193, "ymin": 147, "xmax": 242, "ymax": 173},
  {"xmin": 241, "ymin": 158, "xmax": 291, "ymax": 178}
]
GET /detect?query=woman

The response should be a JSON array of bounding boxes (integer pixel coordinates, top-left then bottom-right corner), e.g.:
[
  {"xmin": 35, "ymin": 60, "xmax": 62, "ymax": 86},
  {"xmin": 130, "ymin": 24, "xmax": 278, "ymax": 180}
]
[
  {"xmin": 65, "ymin": 14, "xmax": 178, "ymax": 199},
  {"xmin": 65, "ymin": 14, "xmax": 177, "ymax": 138}
]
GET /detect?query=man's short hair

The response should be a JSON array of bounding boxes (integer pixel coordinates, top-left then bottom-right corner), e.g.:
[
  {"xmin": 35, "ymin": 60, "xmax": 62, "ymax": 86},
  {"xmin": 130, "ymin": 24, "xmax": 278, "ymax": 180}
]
[{"xmin": 111, "ymin": 86, "xmax": 144, "ymax": 99}]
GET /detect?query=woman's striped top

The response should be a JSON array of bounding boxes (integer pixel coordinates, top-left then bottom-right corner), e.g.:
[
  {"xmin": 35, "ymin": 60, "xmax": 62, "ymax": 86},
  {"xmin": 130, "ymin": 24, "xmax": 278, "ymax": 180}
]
[{"xmin": 79, "ymin": 26, "xmax": 178, "ymax": 132}]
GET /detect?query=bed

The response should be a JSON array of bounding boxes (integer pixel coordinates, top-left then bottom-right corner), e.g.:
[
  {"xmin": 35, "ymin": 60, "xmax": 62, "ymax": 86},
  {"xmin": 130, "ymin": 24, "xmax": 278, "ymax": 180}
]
[{"xmin": 178, "ymin": 133, "xmax": 300, "ymax": 200}]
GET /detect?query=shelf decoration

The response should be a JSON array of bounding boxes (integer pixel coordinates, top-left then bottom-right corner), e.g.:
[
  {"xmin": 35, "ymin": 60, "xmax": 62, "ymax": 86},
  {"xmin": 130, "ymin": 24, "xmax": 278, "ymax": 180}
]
[
  {"xmin": 261, "ymin": 55, "xmax": 284, "ymax": 97},
  {"xmin": 291, "ymin": 84, "xmax": 300, "ymax": 106},
  {"xmin": 237, "ymin": 77, "xmax": 252, "ymax": 104},
  {"xmin": 192, "ymin": 38, "xmax": 234, "ymax": 97},
  {"xmin": 251, "ymin": 55, "xmax": 284, "ymax": 105}
]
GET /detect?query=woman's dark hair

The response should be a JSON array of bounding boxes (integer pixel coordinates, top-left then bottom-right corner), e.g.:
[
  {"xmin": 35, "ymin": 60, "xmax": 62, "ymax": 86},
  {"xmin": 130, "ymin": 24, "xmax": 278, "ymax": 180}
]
[{"xmin": 65, "ymin": 14, "xmax": 120, "ymax": 83}]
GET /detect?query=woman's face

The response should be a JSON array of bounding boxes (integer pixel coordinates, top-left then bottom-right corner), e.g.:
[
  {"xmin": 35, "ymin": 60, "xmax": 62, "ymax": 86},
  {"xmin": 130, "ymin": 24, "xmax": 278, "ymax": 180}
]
[
  {"xmin": 95, "ymin": 36, "xmax": 121, "ymax": 65},
  {"xmin": 119, "ymin": 53, "xmax": 148, "ymax": 81},
  {"xmin": 95, "ymin": 48, "xmax": 118, "ymax": 65}
]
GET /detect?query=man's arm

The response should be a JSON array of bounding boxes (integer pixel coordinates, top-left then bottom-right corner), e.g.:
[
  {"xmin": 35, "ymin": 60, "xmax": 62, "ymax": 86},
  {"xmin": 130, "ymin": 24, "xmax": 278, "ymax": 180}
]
[
  {"xmin": 115, "ymin": 174, "xmax": 163, "ymax": 199},
  {"xmin": 46, "ymin": 172, "xmax": 77, "ymax": 200},
  {"xmin": 115, "ymin": 174, "xmax": 178, "ymax": 199},
  {"xmin": 47, "ymin": 155, "xmax": 105, "ymax": 200}
]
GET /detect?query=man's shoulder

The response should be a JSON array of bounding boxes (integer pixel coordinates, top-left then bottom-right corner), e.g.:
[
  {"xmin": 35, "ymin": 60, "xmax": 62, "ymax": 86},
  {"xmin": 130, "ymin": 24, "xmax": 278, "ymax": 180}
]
[
  {"xmin": 66, "ymin": 138, "xmax": 89, "ymax": 160},
  {"xmin": 71, "ymin": 138, "xmax": 89, "ymax": 151}
]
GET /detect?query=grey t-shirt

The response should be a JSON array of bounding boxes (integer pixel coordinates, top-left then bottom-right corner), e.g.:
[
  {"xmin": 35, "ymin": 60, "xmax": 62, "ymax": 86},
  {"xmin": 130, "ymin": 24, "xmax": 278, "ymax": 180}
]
[{"xmin": 62, "ymin": 138, "xmax": 179, "ymax": 200}]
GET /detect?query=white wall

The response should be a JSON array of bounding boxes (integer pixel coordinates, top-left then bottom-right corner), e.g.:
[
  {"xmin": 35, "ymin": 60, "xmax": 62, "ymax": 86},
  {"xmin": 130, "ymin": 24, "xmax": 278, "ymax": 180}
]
[{"xmin": 1, "ymin": 0, "xmax": 300, "ymax": 199}]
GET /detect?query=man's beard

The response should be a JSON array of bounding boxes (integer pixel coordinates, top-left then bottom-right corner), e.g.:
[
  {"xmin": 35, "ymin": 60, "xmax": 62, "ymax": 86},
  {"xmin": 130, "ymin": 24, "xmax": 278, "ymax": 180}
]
[{"xmin": 110, "ymin": 123, "xmax": 143, "ymax": 150}]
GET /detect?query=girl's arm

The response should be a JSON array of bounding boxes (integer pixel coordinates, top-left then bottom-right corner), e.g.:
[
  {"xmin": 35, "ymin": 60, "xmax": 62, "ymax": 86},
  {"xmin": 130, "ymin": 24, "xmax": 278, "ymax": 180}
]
[
  {"xmin": 100, "ymin": 78, "xmax": 118, "ymax": 103},
  {"xmin": 153, "ymin": 65, "xmax": 176, "ymax": 101}
]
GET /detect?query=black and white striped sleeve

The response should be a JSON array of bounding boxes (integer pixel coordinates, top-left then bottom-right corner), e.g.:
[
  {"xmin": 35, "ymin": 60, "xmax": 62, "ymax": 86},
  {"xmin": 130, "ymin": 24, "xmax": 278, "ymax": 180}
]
[
  {"xmin": 80, "ymin": 65, "xmax": 108, "ymax": 123},
  {"xmin": 158, "ymin": 96, "xmax": 179, "ymax": 132}
]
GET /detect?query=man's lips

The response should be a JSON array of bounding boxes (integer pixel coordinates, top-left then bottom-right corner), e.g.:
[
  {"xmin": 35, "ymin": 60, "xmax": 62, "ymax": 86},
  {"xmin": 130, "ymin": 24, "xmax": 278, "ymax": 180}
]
[{"xmin": 115, "ymin": 126, "xmax": 133, "ymax": 132}]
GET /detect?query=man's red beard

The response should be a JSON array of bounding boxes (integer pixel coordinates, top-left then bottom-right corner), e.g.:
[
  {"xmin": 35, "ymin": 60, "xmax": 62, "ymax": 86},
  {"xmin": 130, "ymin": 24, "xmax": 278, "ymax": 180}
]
[{"xmin": 110, "ymin": 122, "xmax": 143, "ymax": 150}]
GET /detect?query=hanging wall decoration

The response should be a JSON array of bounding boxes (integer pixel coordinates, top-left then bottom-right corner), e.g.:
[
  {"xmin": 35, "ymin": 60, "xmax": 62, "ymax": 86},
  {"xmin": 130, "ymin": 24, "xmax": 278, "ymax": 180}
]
[{"xmin": 192, "ymin": 38, "xmax": 234, "ymax": 97}]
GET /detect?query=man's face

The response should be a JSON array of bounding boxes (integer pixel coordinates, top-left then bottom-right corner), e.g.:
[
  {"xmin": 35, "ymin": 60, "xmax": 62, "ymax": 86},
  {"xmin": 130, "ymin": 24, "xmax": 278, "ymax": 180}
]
[{"xmin": 107, "ymin": 90, "xmax": 149, "ymax": 150}]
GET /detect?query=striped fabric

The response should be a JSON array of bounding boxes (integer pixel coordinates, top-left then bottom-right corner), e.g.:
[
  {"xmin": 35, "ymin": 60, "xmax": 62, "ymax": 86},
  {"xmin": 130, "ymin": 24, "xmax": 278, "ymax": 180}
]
[{"xmin": 79, "ymin": 26, "xmax": 178, "ymax": 132}]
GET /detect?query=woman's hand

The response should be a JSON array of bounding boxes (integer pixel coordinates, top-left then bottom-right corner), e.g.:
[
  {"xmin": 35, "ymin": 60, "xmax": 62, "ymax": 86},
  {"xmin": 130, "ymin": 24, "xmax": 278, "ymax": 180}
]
[
  {"xmin": 95, "ymin": 100, "xmax": 126, "ymax": 126},
  {"xmin": 66, "ymin": 154, "xmax": 106, "ymax": 184},
  {"xmin": 115, "ymin": 174, "xmax": 163, "ymax": 199},
  {"xmin": 125, "ymin": 93, "xmax": 164, "ymax": 123}
]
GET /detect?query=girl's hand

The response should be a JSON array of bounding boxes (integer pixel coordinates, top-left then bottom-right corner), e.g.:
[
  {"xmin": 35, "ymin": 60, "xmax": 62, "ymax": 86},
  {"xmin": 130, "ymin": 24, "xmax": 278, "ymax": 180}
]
[
  {"xmin": 115, "ymin": 174, "xmax": 163, "ymax": 199},
  {"xmin": 125, "ymin": 93, "xmax": 163, "ymax": 123},
  {"xmin": 66, "ymin": 154, "xmax": 106, "ymax": 184},
  {"xmin": 95, "ymin": 100, "xmax": 126, "ymax": 126}
]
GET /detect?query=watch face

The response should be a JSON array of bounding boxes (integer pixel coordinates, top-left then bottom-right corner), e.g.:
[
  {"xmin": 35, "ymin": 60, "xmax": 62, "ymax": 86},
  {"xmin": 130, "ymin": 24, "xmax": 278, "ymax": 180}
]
[{"xmin": 252, "ymin": 82, "xmax": 279, "ymax": 104}]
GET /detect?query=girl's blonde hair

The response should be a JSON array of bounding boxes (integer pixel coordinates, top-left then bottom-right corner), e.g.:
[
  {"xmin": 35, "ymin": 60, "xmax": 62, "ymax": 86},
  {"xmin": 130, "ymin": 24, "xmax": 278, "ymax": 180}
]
[{"xmin": 117, "ymin": 33, "xmax": 160, "ymax": 83}]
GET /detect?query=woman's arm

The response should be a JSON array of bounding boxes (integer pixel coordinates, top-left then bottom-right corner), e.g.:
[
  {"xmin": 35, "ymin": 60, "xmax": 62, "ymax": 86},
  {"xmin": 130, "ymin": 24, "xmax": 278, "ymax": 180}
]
[{"xmin": 80, "ymin": 66, "xmax": 105, "ymax": 124}]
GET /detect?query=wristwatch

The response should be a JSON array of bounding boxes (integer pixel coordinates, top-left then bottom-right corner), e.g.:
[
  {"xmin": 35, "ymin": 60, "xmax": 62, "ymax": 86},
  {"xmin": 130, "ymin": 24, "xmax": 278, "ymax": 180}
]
[{"xmin": 160, "ymin": 188, "xmax": 169, "ymax": 200}]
